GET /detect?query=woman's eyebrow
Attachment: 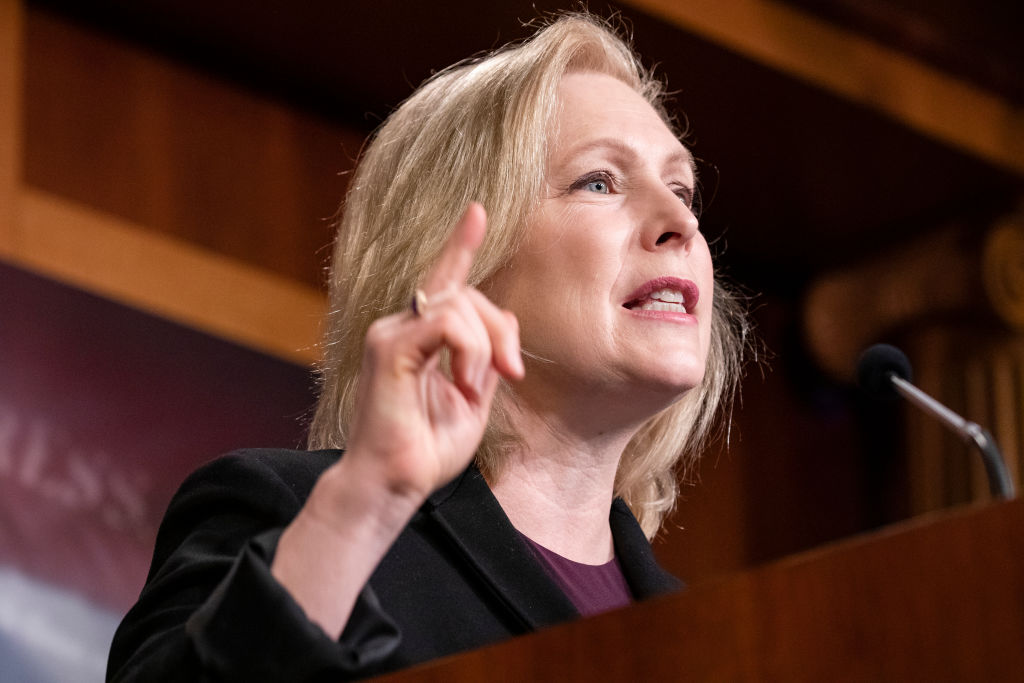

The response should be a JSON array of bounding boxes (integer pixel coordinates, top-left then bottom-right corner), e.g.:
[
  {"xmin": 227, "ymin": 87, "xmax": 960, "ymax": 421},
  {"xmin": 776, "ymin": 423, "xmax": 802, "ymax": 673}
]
[{"xmin": 560, "ymin": 137, "xmax": 695, "ymax": 174}]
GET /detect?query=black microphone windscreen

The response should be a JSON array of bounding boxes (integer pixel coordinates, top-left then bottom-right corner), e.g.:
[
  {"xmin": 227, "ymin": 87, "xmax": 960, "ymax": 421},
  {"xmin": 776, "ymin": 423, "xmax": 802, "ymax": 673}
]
[{"xmin": 856, "ymin": 344, "xmax": 913, "ymax": 401}]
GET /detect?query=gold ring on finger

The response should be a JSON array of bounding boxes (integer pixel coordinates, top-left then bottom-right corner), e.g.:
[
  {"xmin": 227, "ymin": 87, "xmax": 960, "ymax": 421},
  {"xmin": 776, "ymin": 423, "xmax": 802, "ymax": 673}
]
[{"xmin": 410, "ymin": 288, "xmax": 429, "ymax": 317}]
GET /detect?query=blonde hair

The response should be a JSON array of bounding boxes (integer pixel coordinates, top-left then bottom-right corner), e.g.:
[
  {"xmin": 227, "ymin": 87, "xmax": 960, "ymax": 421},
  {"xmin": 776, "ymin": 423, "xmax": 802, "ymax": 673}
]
[{"xmin": 308, "ymin": 13, "xmax": 750, "ymax": 538}]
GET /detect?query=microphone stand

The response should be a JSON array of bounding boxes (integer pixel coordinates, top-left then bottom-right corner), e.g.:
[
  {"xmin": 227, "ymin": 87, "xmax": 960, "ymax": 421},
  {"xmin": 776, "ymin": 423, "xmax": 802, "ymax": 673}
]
[{"xmin": 889, "ymin": 374, "xmax": 1016, "ymax": 499}]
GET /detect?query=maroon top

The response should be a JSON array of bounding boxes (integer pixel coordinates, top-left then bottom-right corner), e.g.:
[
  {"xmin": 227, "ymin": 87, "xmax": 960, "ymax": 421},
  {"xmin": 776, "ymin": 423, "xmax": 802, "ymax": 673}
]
[{"xmin": 520, "ymin": 533, "xmax": 633, "ymax": 616}]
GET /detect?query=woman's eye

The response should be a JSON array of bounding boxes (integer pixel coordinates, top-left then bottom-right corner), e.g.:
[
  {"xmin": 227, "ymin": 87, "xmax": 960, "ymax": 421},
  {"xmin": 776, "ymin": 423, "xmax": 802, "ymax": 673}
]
[
  {"xmin": 572, "ymin": 172, "xmax": 614, "ymax": 195},
  {"xmin": 673, "ymin": 187, "xmax": 694, "ymax": 209}
]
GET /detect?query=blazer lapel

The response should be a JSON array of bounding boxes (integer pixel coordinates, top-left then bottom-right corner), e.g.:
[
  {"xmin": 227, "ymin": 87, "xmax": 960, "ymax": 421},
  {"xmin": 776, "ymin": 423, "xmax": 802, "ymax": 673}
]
[
  {"xmin": 424, "ymin": 466, "xmax": 579, "ymax": 631},
  {"xmin": 609, "ymin": 499, "xmax": 684, "ymax": 597},
  {"xmin": 424, "ymin": 467, "xmax": 682, "ymax": 632}
]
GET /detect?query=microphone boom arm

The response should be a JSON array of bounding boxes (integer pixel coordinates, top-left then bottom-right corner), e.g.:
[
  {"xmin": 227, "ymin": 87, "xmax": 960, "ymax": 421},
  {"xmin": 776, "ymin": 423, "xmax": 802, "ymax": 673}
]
[{"xmin": 890, "ymin": 374, "xmax": 1016, "ymax": 499}]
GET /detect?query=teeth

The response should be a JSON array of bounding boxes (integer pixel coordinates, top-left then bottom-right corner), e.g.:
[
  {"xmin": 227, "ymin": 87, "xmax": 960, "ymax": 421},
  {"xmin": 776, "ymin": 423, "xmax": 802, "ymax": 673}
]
[
  {"xmin": 626, "ymin": 287, "xmax": 690, "ymax": 313},
  {"xmin": 639, "ymin": 301, "xmax": 687, "ymax": 313},
  {"xmin": 649, "ymin": 288, "xmax": 684, "ymax": 304}
]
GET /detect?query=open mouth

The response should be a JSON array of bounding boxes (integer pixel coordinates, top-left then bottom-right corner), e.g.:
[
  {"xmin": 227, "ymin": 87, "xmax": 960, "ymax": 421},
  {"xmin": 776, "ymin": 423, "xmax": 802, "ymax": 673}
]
[
  {"xmin": 624, "ymin": 288, "xmax": 689, "ymax": 313},
  {"xmin": 623, "ymin": 278, "xmax": 699, "ymax": 314}
]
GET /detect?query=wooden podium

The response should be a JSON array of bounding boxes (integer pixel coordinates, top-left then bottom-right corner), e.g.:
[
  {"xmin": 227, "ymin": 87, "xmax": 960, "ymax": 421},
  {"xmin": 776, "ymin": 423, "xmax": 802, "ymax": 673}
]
[{"xmin": 376, "ymin": 500, "xmax": 1023, "ymax": 681}]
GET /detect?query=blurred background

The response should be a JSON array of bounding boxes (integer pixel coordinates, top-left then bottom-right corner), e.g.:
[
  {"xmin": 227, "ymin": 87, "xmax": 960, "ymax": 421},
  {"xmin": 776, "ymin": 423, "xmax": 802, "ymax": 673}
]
[{"xmin": 1, "ymin": 0, "xmax": 1021, "ymax": 680}]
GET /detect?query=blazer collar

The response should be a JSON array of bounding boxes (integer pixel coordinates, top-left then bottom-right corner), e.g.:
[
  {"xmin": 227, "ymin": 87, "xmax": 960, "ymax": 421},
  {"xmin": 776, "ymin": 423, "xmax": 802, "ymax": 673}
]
[
  {"xmin": 425, "ymin": 466, "xmax": 682, "ymax": 630},
  {"xmin": 425, "ymin": 466, "xmax": 578, "ymax": 630}
]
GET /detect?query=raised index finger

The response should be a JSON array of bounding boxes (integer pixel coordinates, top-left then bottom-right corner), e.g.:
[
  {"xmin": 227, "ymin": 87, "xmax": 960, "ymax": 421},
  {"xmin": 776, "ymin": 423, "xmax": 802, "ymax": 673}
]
[{"xmin": 421, "ymin": 202, "xmax": 487, "ymax": 294}]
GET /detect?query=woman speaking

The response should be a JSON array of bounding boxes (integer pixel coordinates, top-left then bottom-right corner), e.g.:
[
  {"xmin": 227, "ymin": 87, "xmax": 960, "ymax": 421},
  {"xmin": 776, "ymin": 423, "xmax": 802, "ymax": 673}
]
[{"xmin": 108, "ymin": 12, "xmax": 749, "ymax": 682}]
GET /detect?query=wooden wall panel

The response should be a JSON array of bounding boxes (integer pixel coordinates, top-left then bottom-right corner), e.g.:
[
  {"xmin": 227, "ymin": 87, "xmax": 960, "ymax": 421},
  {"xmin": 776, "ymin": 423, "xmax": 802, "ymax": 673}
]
[
  {"xmin": 655, "ymin": 438, "xmax": 750, "ymax": 581},
  {"xmin": 23, "ymin": 8, "xmax": 367, "ymax": 288}
]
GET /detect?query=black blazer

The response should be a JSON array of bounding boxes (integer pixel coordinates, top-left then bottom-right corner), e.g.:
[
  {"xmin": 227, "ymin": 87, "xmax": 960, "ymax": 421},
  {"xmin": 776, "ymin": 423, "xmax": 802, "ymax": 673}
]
[{"xmin": 107, "ymin": 449, "xmax": 681, "ymax": 682}]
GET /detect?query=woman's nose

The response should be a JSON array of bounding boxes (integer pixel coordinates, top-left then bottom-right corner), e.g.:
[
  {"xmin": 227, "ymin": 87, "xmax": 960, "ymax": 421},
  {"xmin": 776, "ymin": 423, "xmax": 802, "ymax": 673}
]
[{"xmin": 641, "ymin": 186, "xmax": 700, "ymax": 251}]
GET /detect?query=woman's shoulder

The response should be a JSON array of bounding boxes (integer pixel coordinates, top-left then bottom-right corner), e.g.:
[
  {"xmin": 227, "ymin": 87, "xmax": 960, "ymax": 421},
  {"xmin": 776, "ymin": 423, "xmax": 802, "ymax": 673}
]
[
  {"xmin": 141, "ymin": 448, "xmax": 344, "ymax": 581},
  {"xmin": 158, "ymin": 448, "xmax": 344, "ymax": 537},
  {"xmin": 174, "ymin": 447, "xmax": 342, "ymax": 504}
]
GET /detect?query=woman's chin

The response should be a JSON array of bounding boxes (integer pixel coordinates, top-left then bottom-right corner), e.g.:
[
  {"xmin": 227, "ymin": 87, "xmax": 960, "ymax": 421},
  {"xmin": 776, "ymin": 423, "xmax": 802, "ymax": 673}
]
[
  {"xmin": 612, "ymin": 368, "xmax": 706, "ymax": 416},
  {"xmin": 632, "ymin": 356, "xmax": 707, "ymax": 394}
]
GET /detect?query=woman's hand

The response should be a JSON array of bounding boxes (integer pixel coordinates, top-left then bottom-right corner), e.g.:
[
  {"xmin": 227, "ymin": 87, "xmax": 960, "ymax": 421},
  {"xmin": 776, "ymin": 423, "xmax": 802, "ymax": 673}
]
[
  {"xmin": 272, "ymin": 204, "xmax": 522, "ymax": 639},
  {"xmin": 344, "ymin": 202, "xmax": 524, "ymax": 502}
]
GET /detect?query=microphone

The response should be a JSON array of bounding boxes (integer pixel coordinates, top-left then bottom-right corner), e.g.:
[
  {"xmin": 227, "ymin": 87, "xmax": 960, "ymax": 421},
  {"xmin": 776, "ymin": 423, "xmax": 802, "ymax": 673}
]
[{"xmin": 857, "ymin": 344, "xmax": 1016, "ymax": 500}]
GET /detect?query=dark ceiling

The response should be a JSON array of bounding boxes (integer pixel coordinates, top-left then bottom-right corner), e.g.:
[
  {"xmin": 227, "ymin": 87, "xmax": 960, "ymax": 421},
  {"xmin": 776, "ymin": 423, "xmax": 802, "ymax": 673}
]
[{"xmin": 31, "ymin": 0, "xmax": 1023, "ymax": 294}]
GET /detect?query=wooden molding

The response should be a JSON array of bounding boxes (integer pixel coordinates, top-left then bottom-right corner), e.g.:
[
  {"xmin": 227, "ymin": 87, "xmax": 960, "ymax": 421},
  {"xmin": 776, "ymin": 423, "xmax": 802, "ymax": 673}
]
[
  {"xmin": 0, "ymin": 0, "xmax": 22, "ymax": 257},
  {"xmin": 803, "ymin": 219, "xmax": 1024, "ymax": 380},
  {"xmin": 9, "ymin": 189, "xmax": 325, "ymax": 365},
  {"xmin": 622, "ymin": 0, "xmax": 1024, "ymax": 176}
]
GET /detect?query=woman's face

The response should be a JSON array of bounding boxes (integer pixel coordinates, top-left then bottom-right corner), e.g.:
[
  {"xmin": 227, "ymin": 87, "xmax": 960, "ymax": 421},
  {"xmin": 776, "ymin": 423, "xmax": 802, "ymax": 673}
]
[{"xmin": 490, "ymin": 71, "xmax": 714, "ymax": 413}]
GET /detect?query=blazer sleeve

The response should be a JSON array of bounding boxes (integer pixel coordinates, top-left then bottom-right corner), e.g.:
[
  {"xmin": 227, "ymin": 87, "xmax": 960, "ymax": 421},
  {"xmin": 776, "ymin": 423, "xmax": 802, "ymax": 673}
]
[{"xmin": 106, "ymin": 449, "xmax": 401, "ymax": 683}]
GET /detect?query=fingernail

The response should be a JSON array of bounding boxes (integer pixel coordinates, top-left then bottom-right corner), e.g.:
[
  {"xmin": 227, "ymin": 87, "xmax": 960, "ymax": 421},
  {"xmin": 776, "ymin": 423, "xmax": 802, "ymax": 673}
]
[{"xmin": 474, "ymin": 365, "xmax": 488, "ymax": 396}]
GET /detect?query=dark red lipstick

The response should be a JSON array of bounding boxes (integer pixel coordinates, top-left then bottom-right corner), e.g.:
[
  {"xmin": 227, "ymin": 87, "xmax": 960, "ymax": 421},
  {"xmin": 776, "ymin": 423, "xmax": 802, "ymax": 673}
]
[{"xmin": 622, "ymin": 277, "xmax": 699, "ymax": 313}]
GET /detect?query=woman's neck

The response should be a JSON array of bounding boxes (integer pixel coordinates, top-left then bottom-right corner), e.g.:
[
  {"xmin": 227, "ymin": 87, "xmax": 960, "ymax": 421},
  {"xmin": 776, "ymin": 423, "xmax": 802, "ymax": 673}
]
[{"xmin": 488, "ymin": 401, "xmax": 636, "ymax": 565}]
